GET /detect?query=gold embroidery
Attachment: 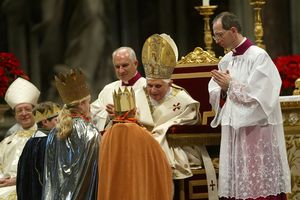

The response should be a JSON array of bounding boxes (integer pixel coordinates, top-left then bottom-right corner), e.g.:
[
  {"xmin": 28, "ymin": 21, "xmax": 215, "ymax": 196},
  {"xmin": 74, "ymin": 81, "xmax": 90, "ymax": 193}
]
[
  {"xmin": 171, "ymin": 87, "xmax": 181, "ymax": 97},
  {"xmin": 144, "ymin": 85, "xmax": 182, "ymax": 113},
  {"xmin": 0, "ymin": 191, "xmax": 17, "ymax": 200},
  {"xmin": 142, "ymin": 34, "xmax": 176, "ymax": 79},
  {"xmin": 16, "ymin": 129, "xmax": 35, "ymax": 137},
  {"xmin": 144, "ymin": 87, "xmax": 154, "ymax": 114},
  {"xmin": 7, "ymin": 191, "xmax": 17, "ymax": 200}
]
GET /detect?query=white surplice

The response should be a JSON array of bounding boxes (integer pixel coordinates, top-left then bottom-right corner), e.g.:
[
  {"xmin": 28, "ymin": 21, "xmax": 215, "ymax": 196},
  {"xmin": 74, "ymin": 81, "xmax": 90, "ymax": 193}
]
[
  {"xmin": 0, "ymin": 124, "xmax": 37, "ymax": 200},
  {"xmin": 135, "ymin": 85, "xmax": 200, "ymax": 179},
  {"xmin": 208, "ymin": 45, "xmax": 291, "ymax": 199},
  {"xmin": 90, "ymin": 77, "xmax": 146, "ymax": 131}
]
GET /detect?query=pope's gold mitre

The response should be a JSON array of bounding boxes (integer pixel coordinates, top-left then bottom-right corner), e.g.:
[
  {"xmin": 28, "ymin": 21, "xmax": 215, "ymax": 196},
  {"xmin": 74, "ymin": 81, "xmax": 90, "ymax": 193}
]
[
  {"xmin": 113, "ymin": 86, "xmax": 135, "ymax": 114},
  {"xmin": 55, "ymin": 69, "xmax": 89, "ymax": 104},
  {"xmin": 142, "ymin": 33, "xmax": 178, "ymax": 79}
]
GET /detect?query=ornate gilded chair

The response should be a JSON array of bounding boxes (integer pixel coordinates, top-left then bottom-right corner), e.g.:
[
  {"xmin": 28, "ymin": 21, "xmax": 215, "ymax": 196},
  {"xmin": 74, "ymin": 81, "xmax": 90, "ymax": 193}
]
[{"xmin": 167, "ymin": 47, "xmax": 221, "ymax": 200}]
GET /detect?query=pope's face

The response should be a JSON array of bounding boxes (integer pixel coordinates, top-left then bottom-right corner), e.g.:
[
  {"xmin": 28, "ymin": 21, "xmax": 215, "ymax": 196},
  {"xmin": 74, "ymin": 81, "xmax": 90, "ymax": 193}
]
[
  {"xmin": 113, "ymin": 50, "xmax": 138, "ymax": 82},
  {"xmin": 146, "ymin": 79, "xmax": 171, "ymax": 102},
  {"xmin": 14, "ymin": 103, "xmax": 35, "ymax": 129}
]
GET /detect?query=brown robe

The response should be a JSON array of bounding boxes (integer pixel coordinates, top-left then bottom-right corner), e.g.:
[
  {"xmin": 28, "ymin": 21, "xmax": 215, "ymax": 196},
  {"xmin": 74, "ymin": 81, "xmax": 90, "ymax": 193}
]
[{"xmin": 98, "ymin": 122, "xmax": 173, "ymax": 200}]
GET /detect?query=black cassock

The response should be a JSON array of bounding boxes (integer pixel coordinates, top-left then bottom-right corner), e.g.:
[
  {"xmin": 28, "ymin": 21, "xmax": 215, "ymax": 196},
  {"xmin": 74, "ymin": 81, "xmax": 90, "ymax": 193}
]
[{"xmin": 17, "ymin": 135, "xmax": 47, "ymax": 200}]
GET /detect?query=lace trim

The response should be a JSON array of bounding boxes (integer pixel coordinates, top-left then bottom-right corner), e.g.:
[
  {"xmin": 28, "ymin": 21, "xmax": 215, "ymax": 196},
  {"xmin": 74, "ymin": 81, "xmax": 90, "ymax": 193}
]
[{"xmin": 227, "ymin": 80, "xmax": 256, "ymax": 105}]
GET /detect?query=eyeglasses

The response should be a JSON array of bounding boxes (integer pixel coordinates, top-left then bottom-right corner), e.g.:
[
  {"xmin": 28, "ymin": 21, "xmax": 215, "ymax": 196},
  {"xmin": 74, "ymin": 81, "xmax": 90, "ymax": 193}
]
[
  {"xmin": 15, "ymin": 107, "xmax": 33, "ymax": 115},
  {"xmin": 213, "ymin": 30, "xmax": 229, "ymax": 41}
]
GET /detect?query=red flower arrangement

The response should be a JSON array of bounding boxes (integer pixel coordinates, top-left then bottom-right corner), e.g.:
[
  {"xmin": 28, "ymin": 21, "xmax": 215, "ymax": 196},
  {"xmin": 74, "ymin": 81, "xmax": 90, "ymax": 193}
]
[
  {"xmin": 0, "ymin": 52, "xmax": 29, "ymax": 97},
  {"xmin": 274, "ymin": 55, "xmax": 300, "ymax": 96}
]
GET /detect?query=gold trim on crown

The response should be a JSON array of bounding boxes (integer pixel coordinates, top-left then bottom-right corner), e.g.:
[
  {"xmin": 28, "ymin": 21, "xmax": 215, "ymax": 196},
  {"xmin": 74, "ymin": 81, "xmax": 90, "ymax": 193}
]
[
  {"xmin": 55, "ymin": 69, "xmax": 89, "ymax": 104},
  {"xmin": 142, "ymin": 34, "xmax": 177, "ymax": 79},
  {"xmin": 113, "ymin": 87, "xmax": 136, "ymax": 115},
  {"xmin": 34, "ymin": 102, "xmax": 61, "ymax": 123}
]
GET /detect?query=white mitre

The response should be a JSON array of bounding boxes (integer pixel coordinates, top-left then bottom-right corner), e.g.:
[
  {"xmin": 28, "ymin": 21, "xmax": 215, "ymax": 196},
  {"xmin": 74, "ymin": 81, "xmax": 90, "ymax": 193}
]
[{"xmin": 4, "ymin": 77, "xmax": 40, "ymax": 109}]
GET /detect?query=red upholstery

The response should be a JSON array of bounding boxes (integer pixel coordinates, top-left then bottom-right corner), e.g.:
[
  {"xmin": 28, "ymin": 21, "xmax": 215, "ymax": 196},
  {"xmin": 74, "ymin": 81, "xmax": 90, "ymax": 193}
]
[
  {"xmin": 168, "ymin": 63, "xmax": 220, "ymax": 134},
  {"xmin": 173, "ymin": 65, "xmax": 217, "ymax": 117}
]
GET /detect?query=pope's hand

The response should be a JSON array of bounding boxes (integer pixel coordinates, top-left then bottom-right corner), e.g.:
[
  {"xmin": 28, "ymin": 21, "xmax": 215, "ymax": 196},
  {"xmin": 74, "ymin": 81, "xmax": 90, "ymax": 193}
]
[{"xmin": 106, "ymin": 104, "xmax": 115, "ymax": 117}]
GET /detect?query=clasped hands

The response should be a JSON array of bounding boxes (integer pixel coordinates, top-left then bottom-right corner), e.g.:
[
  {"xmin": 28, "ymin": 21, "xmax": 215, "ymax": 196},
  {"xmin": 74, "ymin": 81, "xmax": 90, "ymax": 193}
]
[{"xmin": 211, "ymin": 69, "xmax": 231, "ymax": 92}]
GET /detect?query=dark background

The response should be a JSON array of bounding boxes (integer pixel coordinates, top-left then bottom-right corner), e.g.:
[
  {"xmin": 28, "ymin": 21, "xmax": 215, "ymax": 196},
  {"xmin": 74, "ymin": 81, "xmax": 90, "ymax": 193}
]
[{"xmin": 0, "ymin": 0, "xmax": 298, "ymax": 101}]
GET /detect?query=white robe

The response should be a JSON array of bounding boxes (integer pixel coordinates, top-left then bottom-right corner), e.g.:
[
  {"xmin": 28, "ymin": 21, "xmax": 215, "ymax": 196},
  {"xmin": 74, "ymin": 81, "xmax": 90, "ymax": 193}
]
[
  {"xmin": 135, "ymin": 85, "xmax": 200, "ymax": 179},
  {"xmin": 0, "ymin": 124, "xmax": 37, "ymax": 200},
  {"xmin": 90, "ymin": 77, "xmax": 146, "ymax": 131},
  {"xmin": 208, "ymin": 45, "xmax": 291, "ymax": 199}
]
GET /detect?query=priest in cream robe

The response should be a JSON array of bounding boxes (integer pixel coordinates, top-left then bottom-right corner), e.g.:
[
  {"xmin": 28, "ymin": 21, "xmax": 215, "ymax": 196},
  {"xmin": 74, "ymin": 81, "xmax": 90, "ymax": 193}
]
[
  {"xmin": 135, "ymin": 34, "xmax": 201, "ymax": 179},
  {"xmin": 0, "ymin": 78, "xmax": 40, "ymax": 200},
  {"xmin": 209, "ymin": 12, "xmax": 291, "ymax": 199},
  {"xmin": 90, "ymin": 47, "xmax": 146, "ymax": 131}
]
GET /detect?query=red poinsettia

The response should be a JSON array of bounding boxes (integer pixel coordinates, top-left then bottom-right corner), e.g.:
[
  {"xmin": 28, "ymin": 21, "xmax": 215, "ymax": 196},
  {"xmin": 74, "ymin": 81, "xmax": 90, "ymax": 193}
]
[
  {"xmin": 0, "ymin": 52, "xmax": 29, "ymax": 97},
  {"xmin": 274, "ymin": 55, "xmax": 300, "ymax": 96}
]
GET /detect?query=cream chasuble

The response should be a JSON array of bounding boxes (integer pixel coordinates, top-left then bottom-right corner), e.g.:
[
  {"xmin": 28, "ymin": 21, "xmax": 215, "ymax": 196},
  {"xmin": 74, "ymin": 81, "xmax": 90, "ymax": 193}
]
[
  {"xmin": 0, "ymin": 125, "xmax": 37, "ymax": 200},
  {"xmin": 135, "ymin": 85, "xmax": 200, "ymax": 179}
]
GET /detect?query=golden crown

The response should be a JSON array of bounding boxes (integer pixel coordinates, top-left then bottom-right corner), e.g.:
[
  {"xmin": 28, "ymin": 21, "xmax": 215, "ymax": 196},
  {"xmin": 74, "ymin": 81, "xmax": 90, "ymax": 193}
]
[
  {"xmin": 34, "ymin": 102, "xmax": 61, "ymax": 123},
  {"xmin": 113, "ymin": 86, "xmax": 136, "ymax": 116},
  {"xmin": 142, "ymin": 34, "xmax": 177, "ymax": 79},
  {"xmin": 55, "ymin": 69, "xmax": 90, "ymax": 104}
]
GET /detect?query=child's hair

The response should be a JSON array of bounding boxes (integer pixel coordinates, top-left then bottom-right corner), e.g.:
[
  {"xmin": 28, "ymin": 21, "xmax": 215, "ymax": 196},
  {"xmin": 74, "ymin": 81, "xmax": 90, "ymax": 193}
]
[{"xmin": 56, "ymin": 95, "xmax": 90, "ymax": 139}]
